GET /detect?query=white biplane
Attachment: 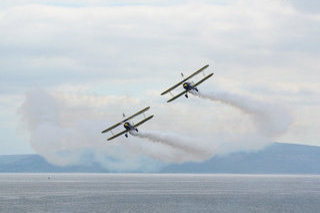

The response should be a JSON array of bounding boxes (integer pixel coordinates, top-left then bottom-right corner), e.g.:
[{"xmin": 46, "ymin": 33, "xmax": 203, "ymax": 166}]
[
  {"xmin": 101, "ymin": 106, "xmax": 153, "ymax": 141},
  {"xmin": 161, "ymin": 64, "xmax": 214, "ymax": 102}
]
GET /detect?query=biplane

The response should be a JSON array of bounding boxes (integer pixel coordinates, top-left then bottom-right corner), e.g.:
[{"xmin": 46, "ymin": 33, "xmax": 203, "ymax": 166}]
[
  {"xmin": 161, "ymin": 64, "xmax": 214, "ymax": 102},
  {"xmin": 101, "ymin": 106, "xmax": 154, "ymax": 141}
]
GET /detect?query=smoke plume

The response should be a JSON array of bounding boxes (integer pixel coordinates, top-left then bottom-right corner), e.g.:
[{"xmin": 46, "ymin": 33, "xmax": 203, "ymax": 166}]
[
  {"xmin": 18, "ymin": 89, "xmax": 163, "ymax": 172},
  {"xmin": 131, "ymin": 131, "xmax": 213, "ymax": 162},
  {"xmin": 19, "ymin": 87, "xmax": 292, "ymax": 171},
  {"xmin": 191, "ymin": 89, "xmax": 292, "ymax": 146}
]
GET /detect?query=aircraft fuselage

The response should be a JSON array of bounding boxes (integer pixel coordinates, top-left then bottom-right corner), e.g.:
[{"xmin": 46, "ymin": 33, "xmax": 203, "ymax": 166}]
[
  {"xmin": 183, "ymin": 82, "xmax": 198, "ymax": 98},
  {"xmin": 123, "ymin": 122, "xmax": 138, "ymax": 137}
]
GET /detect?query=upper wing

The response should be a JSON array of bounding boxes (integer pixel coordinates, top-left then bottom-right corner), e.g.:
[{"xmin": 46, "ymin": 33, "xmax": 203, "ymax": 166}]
[
  {"xmin": 161, "ymin": 64, "xmax": 209, "ymax": 95},
  {"xmin": 122, "ymin": 106, "xmax": 150, "ymax": 123},
  {"xmin": 166, "ymin": 73, "xmax": 213, "ymax": 103},
  {"xmin": 101, "ymin": 106, "xmax": 150, "ymax": 134},
  {"xmin": 193, "ymin": 73, "xmax": 214, "ymax": 87},
  {"xmin": 101, "ymin": 122, "xmax": 122, "ymax": 134},
  {"xmin": 167, "ymin": 90, "xmax": 187, "ymax": 103},
  {"xmin": 108, "ymin": 115, "xmax": 154, "ymax": 141},
  {"xmin": 107, "ymin": 129, "xmax": 128, "ymax": 141},
  {"xmin": 133, "ymin": 115, "xmax": 154, "ymax": 128}
]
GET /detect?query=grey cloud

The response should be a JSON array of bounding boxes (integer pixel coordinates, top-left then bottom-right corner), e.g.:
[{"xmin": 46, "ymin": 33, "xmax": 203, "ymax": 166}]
[{"xmin": 290, "ymin": 0, "xmax": 320, "ymax": 13}]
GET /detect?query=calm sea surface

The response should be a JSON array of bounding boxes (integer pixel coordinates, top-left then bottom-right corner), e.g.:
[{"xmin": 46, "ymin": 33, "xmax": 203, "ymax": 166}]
[{"xmin": 0, "ymin": 174, "xmax": 320, "ymax": 213}]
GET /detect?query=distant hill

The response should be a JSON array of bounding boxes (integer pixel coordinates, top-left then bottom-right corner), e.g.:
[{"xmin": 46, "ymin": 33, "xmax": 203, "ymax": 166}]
[
  {"xmin": 0, "ymin": 154, "xmax": 108, "ymax": 173},
  {"xmin": 1, "ymin": 143, "xmax": 320, "ymax": 174},
  {"xmin": 161, "ymin": 143, "xmax": 320, "ymax": 174}
]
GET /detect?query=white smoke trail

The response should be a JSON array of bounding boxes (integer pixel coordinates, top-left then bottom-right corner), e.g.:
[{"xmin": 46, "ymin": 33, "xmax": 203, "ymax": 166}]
[
  {"xmin": 131, "ymin": 130, "xmax": 213, "ymax": 162},
  {"xmin": 191, "ymin": 89, "xmax": 292, "ymax": 139}
]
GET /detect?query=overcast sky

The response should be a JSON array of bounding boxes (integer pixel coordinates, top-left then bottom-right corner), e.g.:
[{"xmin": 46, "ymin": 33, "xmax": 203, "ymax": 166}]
[{"xmin": 1, "ymin": 0, "xmax": 320, "ymax": 158}]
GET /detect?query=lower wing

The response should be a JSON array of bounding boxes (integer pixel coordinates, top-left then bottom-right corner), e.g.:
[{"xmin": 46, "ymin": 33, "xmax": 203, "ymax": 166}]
[
  {"xmin": 193, "ymin": 73, "xmax": 214, "ymax": 87},
  {"xmin": 101, "ymin": 122, "xmax": 122, "ymax": 134},
  {"xmin": 107, "ymin": 115, "xmax": 154, "ymax": 141},
  {"xmin": 133, "ymin": 115, "xmax": 154, "ymax": 128},
  {"xmin": 107, "ymin": 129, "xmax": 128, "ymax": 141},
  {"xmin": 167, "ymin": 90, "xmax": 187, "ymax": 103},
  {"xmin": 161, "ymin": 64, "xmax": 209, "ymax": 96}
]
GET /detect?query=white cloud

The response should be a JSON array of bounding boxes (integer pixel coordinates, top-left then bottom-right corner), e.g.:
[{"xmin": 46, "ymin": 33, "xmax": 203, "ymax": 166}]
[{"xmin": 0, "ymin": 0, "xmax": 319, "ymax": 157}]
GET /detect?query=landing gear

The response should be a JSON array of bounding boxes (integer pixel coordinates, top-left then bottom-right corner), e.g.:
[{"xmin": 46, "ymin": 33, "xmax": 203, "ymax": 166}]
[
  {"xmin": 185, "ymin": 94, "xmax": 188, "ymax": 98},
  {"xmin": 125, "ymin": 133, "xmax": 128, "ymax": 138},
  {"xmin": 195, "ymin": 88, "xmax": 198, "ymax": 92},
  {"xmin": 136, "ymin": 128, "xmax": 139, "ymax": 132}
]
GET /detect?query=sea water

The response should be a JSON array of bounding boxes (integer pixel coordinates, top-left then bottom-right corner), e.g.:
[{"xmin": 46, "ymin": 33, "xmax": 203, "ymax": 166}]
[{"xmin": 0, "ymin": 174, "xmax": 319, "ymax": 213}]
